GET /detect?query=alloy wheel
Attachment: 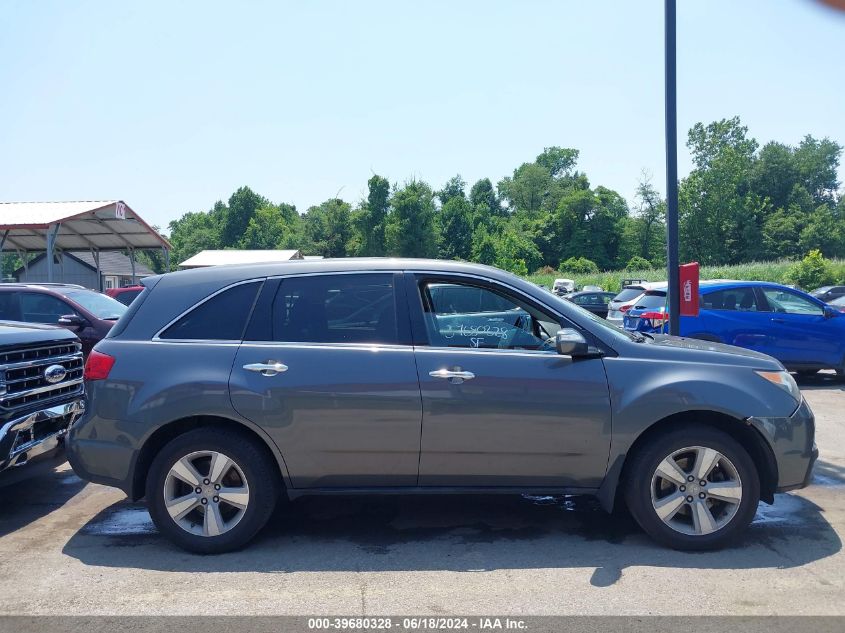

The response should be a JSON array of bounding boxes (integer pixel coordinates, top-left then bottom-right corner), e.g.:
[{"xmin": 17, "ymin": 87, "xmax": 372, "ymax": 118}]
[
  {"xmin": 650, "ymin": 445, "xmax": 743, "ymax": 536},
  {"xmin": 163, "ymin": 450, "xmax": 250, "ymax": 537}
]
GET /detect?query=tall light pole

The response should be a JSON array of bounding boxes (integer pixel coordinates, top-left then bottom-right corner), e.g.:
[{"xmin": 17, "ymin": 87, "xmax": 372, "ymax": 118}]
[{"xmin": 665, "ymin": 0, "xmax": 681, "ymax": 335}]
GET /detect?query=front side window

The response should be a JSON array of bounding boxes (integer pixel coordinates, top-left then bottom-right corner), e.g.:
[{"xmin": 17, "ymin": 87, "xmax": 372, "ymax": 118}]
[
  {"xmin": 420, "ymin": 280, "xmax": 558, "ymax": 351},
  {"xmin": 761, "ymin": 288, "xmax": 823, "ymax": 315},
  {"xmin": 702, "ymin": 288, "xmax": 758, "ymax": 312},
  {"xmin": 272, "ymin": 274, "xmax": 398, "ymax": 344},
  {"xmin": 160, "ymin": 281, "xmax": 262, "ymax": 340},
  {"xmin": 19, "ymin": 293, "xmax": 77, "ymax": 324}
]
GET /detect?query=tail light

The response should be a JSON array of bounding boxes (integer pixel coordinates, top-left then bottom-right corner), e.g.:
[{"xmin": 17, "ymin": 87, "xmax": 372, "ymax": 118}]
[
  {"xmin": 84, "ymin": 350, "xmax": 115, "ymax": 381},
  {"xmin": 620, "ymin": 304, "xmax": 632, "ymax": 313},
  {"xmin": 640, "ymin": 311, "xmax": 669, "ymax": 325}
]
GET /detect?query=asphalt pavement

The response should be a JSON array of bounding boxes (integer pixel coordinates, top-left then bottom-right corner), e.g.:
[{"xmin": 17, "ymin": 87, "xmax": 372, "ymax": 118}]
[{"xmin": 0, "ymin": 374, "xmax": 843, "ymax": 616}]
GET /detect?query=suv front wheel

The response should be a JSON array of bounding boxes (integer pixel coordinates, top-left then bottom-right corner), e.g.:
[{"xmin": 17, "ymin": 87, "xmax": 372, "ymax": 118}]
[
  {"xmin": 624, "ymin": 425, "xmax": 760, "ymax": 550},
  {"xmin": 146, "ymin": 428, "xmax": 279, "ymax": 554}
]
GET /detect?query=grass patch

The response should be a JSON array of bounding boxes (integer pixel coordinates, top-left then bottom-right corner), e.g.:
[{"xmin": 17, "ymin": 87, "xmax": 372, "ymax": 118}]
[{"xmin": 526, "ymin": 259, "xmax": 845, "ymax": 293}]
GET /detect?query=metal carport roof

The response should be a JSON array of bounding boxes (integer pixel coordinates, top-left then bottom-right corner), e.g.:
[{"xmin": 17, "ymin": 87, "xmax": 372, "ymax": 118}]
[
  {"xmin": 0, "ymin": 200, "xmax": 171, "ymax": 283},
  {"xmin": 0, "ymin": 200, "xmax": 170, "ymax": 251}
]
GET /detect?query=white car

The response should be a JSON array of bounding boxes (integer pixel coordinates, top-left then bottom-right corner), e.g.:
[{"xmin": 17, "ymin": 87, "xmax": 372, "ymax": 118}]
[
  {"xmin": 607, "ymin": 282, "xmax": 664, "ymax": 326},
  {"xmin": 552, "ymin": 278, "xmax": 576, "ymax": 296}
]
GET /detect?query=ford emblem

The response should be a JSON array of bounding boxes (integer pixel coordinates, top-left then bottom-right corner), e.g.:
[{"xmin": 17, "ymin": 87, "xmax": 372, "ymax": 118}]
[{"xmin": 44, "ymin": 364, "xmax": 67, "ymax": 384}]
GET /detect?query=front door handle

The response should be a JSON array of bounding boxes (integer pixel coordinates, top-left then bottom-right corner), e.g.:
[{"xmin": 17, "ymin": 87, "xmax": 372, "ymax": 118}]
[
  {"xmin": 771, "ymin": 318, "xmax": 786, "ymax": 324},
  {"xmin": 429, "ymin": 368, "xmax": 475, "ymax": 384},
  {"xmin": 243, "ymin": 361, "xmax": 288, "ymax": 376}
]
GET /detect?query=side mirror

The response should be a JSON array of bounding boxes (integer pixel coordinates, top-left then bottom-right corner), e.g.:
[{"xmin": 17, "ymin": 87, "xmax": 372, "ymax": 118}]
[
  {"xmin": 824, "ymin": 306, "xmax": 839, "ymax": 319},
  {"xmin": 58, "ymin": 314, "xmax": 87, "ymax": 329},
  {"xmin": 554, "ymin": 328, "xmax": 590, "ymax": 357}
]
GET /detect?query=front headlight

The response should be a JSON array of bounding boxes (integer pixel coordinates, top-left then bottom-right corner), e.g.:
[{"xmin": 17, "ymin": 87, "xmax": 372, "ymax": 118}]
[{"xmin": 755, "ymin": 370, "xmax": 801, "ymax": 402}]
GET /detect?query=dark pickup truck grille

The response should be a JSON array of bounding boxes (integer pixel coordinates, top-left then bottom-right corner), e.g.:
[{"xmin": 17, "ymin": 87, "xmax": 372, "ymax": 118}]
[{"xmin": 0, "ymin": 341, "xmax": 84, "ymax": 411}]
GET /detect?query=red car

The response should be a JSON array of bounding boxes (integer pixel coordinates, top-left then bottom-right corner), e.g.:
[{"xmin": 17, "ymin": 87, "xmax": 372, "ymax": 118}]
[
  {"xmin": 105, "ymin": 285, "xmax": 145, "ymax": 306},
  {"xmin": 0, "ymin": 283, "xmax": 127, "ymax": 356}
]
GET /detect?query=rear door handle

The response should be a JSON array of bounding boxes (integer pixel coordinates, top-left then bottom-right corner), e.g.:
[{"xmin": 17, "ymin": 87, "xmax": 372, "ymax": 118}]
[
  {"xmin": 429, "ymin": 369, "xmax": 475, "ymax": 384},
  {"xmin": 243, "ymin": 361, "xmax": 288, "ymax": 376}
]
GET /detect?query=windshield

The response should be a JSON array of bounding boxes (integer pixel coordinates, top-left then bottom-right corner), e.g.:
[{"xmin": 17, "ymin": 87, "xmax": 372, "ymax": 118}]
[
  {"xmin": 632, "ymin": 292, "xmax": 667, "ymax": 309},
  {"xmin": 613, "ymin": 287, "xmax": 645, "ymax": 303},
  {"xmin": 64, "ymin": 289, "xmax": 128, "ymax": 320},
  {"xmin": 564, "ymin": 297, "xmax": 642, "ymax": 343}
]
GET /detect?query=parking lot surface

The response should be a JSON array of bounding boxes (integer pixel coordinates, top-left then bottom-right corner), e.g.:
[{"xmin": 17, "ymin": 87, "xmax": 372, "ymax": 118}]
[{"xmin": 1, "ymin": 375, "xmax": 843, "ymax": 616}]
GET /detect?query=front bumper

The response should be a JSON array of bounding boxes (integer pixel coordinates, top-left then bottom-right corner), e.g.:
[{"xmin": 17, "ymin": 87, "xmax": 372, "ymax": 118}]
[
  {"xmin": 0, "ymin": 399, "xmax": 86, "ymax": 483},
  {"xmin": 749, "ymin": 397, "xmax": 817, "ymax": 493}
]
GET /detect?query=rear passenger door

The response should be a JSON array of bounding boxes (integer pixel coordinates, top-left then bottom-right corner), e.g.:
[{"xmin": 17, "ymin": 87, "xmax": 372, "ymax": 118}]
[{"xmin": 229, "ymin": 272, "xmax": 423, "ymax": 489}]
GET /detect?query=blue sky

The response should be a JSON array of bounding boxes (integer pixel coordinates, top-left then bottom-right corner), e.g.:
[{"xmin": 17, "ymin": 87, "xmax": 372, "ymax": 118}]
[{"xmin": 1, "ymin": 0, "xmax": 843, "ymax": 231}]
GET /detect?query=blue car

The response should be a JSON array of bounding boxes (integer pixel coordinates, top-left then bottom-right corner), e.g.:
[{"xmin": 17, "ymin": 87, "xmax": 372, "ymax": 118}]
[{"xmin": 623, "ymin": 280, "xmax": 845, "ymax": 374}]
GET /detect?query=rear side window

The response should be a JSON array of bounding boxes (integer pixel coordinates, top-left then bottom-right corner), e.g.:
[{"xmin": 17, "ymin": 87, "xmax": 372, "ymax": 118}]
[
  {"xmin": 632, "ymin": 292, "xmax": 667, "ymax": 309},
  {"xmin": 271, "ymin": 274, "xmax": 398, "ymax": 344},
  {"xmin": 0, "ymin": 293, "xmax": 21, "ymax": 321},
  {"xmin": 613, "ymin": 287, "xmax": 644, "ymax": 302},
  {"xmin": 159, "ymin": 281, "xmax": 262, "ymax": 340},
  {"xmin": 702, "ymin": 288, "xmax": 758, "ymax": 311},
  {"xmin": 115, "ymin": 290, "xmax": 141, "ymax": 305}
]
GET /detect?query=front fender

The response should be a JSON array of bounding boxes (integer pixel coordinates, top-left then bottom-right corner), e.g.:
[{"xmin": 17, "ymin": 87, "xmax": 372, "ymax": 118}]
[{"xmin": 595, "ymin": 355, "xmax": 797, "ymax": 511}]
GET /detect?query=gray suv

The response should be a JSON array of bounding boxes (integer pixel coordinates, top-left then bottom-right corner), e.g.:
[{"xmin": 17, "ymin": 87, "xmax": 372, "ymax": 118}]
[{"xmin": 67, "ymin": 259, "xmax": 817, "ymax": 553}]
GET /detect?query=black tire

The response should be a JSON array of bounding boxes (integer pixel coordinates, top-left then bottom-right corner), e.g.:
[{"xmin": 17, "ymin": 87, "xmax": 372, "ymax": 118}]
[
  {"xmin": 145, "ymin": 428, "xmax": 280, "ymax": 554},
  {"xmin": 623, "ymin": 424, "xmax": 760, "ymax": 551},
  {"xmin": 797, "ymin": 369, "xmax": 820, "ymax": 377}
]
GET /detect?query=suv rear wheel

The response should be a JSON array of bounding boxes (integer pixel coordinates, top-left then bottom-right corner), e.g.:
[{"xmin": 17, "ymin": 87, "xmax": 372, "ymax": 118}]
[
  {"xmin": 624, "ymin": 425, "xmax": 760, "ymax": 550},
  {"xmin": 146, "ymin": 428, "xmax": 279, "ymax": 554}
]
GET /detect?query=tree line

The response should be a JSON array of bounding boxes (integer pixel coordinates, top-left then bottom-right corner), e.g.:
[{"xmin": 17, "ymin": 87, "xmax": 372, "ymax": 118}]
[{"xmin": 150, "ymin": 116, "xmax": 845, "ymax": 276}]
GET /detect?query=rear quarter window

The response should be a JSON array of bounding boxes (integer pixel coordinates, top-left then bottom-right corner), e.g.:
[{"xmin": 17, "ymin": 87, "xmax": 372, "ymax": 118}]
[{"xmin": 159, "ymin": 281, "xmax": 262, "ymax": 341}]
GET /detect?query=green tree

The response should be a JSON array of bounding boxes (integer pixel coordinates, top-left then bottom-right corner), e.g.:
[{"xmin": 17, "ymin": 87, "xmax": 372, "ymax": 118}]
[
  {"xmin": 470, "ymin": 227, "xmax": 497, "ymax": 265},
  {"xmin": 498, "ymin": 163, "xmax": 551, "ymax": 214},
  {"xmin": 240, "ymin": 205, "xmax": 291, "ymax": 249},
  {"xmin": 385, "ymin": 181, "xmax": 438, "ymax": 257},
  {"xmin": 560, "ymin": 257, "xmax": 599, "ymax": 274},
  {"xmin": 303, "ymin": 198, "xmax": 353, "ymax": 257},
  {"xmin": 437, "ymin": 174, "xmax": 466, "ymax": 205},
  {"xmin": 469, "ymin": 178, "xmax": 502, "ymax": 217},
  {"xmin": 221, "ymin": 186, "xmax": 268, "ymax": 247},
  {"xmin": 353, "ymin": 174, "xmax": 391, "ymax": 256},
  {"xmin": 535, "ymin": 146, "xmax": 579, "ymax": 178},
  {"xmin": 437, "ymin": 197, "xmax": 474, "ymax": 260},
  {"xmin": 494, "ymin": 227, "xmax": 542, "ymax": 275},
  {"xmin": 679, "ymin": 117, "xmax": 759, "ymax": 264},
  {"xmin": 799, "ymin": 206, "xmax": 845, "ymax": 258},
  {"xmin": 785, "ymin": 250, "xmax": 835, "ymax": 289},
  {"xmin": 168, "ymin": 206, "xmax": 223, "ymax": 265},
  {"xmin": 625, "ymin": 256, "xmax": 652, "ymax": 270}
]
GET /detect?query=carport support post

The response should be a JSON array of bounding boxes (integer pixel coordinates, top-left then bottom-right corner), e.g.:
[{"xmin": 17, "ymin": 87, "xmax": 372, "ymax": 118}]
[
  {"xmin": 665, "ymin": 0, "xmax": 681, "ymax": 336},
  {"xmin": 163, "ymin": 246, "xmax": 170, "ymax": 273},
  {"xmin": 92, "ymin": 248, "xmax": 101, "ymax": 291},
  {"xmin": 130, "ymin": 248, "xmax": 136, "ymax": 285},
  {"xmin": 0, "ymin": 231, "xmax": 7, "ymax": 279},
  {"xmin": 46, "ymin": 223, "xmax": 60, "ymax": 283}
]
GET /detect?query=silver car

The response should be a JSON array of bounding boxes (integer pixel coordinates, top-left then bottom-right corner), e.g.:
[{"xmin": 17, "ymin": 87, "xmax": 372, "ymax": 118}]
[{"xmin": 607, "ymin": 282, "xmax": 662, "ymax": 325}]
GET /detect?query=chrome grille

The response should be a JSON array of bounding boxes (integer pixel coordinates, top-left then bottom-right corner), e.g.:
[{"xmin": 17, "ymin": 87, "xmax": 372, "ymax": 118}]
[{"xmin": 0, "ymin": 341, "xmax": 84, "ymax": 410}]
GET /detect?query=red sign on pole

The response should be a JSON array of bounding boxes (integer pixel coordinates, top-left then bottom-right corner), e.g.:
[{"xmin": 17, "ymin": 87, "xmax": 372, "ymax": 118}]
[{"xmin": 679, "ymin": 262, "xmax": 699, "ymax": 316}]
